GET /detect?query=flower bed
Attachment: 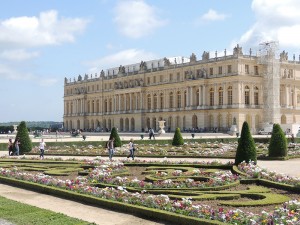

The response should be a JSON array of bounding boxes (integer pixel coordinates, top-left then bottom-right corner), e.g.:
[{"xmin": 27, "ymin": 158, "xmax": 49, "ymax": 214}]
[{"xmin": 0, "ymin": 157, "xmax": 299, "ymax": 224}]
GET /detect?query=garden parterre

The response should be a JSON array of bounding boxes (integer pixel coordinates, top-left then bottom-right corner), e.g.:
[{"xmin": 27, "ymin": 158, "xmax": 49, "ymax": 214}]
[
  {"xmin": 30, "ymin": 141, "xmax": 300, "ymax": 159},
  {"xmin": 0, "ymin": 156, "xmax": 299, "ymax": 224}
]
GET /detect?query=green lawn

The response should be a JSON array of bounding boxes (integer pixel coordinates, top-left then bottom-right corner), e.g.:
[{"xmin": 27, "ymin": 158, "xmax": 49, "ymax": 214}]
[{"xmin": 0, "ymin": 196, "xmax": 96, "ymax": 225}]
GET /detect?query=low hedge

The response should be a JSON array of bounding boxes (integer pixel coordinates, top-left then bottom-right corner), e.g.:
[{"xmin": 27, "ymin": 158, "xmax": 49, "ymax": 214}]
[
  {"xmin": 0, "ymin": 176, "xmax": 226, "ymax": 225},
  {"xmin": 220, "ymin": 192, "xmax": 290, "ymax": 206}
]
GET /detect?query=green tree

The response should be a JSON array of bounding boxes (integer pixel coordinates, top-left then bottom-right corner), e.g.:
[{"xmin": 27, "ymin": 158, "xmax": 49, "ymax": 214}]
[
  {"xmin": 109, "ymin": 127, "xmax": 122, "ymax": 147},
  {"xmin": 172, "ymin": 127, "xmax": 184, "ymax": 146},
  {"xmin": 235, "ymin": 121, "xmax": 257, "ymax": 165},
  {"xmin": 268, "ymin": 124, "xmax": 287, "ymax": 157},
  {"xmin": 15, "ymin": 121, "xmax": 32, "ymax": 154}
]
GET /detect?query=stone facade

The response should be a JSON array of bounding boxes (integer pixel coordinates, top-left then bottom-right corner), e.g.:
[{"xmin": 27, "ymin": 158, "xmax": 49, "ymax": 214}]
[{"xmin": 63, "ymin": 45, "xmax": 300, "ymax": 134}]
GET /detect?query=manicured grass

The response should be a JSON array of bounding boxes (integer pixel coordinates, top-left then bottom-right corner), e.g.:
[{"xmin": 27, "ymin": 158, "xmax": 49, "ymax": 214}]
[{"xmin": 0, "ymin": 196, "xmax": 95, "ymax": 225}]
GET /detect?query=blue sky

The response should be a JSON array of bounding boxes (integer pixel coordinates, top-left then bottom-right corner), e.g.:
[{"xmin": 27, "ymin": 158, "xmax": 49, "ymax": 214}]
[{"xmin": 1, "ymin": 0, "xmax": 300, "ymax": 122}]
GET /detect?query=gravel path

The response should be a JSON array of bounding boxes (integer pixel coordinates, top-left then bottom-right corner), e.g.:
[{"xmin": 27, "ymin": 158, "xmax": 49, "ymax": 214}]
[{"xmin": 0, "ymin": 183, "xmax": 171, "ymax": 225}]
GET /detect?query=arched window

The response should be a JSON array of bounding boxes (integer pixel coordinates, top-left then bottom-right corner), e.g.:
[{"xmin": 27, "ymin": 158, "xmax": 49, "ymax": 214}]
[
  {"xmin": 245, "ymin": 86, "xmax": 250, "ymax": 105},
  {"xmin": 218, "ymin": 87, "xmax": 223, "ymax": 105},
  {"xmin": 209, "ymin": 88, "xmax": 214, "ymax": 106},
  {"xmin": 169, "ymin": 92, "xmax": 173, "ymax": 108},
  {"xmin": 153, "ymin": 94, "xmax": 158, "ymax": 109},
  {"xmin": 177, "ymin": 91, "xmax": 181, "ymax": 108},
  {"xmin": 196, "ymin": 89, "xmax": 200, "ymax": 106},
  {"xmin": 147, "ymin": 94, "xmax": 151, "ymax": 110},
  {"xmin": 160, "ymin": 93, "xmax": 164, "ymax": 109},
  {"xmin": 227, "ymin": 86, "xmax": 233, "ymax": 105},
  {"xmin": 254, "ymin": 86, "xmax": 259, "ymax": 105}
]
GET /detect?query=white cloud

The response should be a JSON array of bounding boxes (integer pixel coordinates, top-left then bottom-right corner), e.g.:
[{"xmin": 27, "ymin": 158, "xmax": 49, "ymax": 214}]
[
  {"xmin": 113, "ymin": 0, "xmax": 167, "ymax": 38},
  {"xmin": 0, "ymin": 63, "xmax": 33, "ymax": 80},
  {"xmin": 0, "ymin": 10, "xmax": 89, "ymax": 48},
  {"xmin": 0, "ymin": 49, "xmax": 39, "ymax": 61},
  {"xmin": 201, "ymin": 9, "xmax": 229, "ymax": 21},
  {"xmin": 237, "ymin": 0, "xmax": 300, "ymax": 49},
  {"xmin": 86, "ymin": 48, "xmax": 158, "ymax": 73}
]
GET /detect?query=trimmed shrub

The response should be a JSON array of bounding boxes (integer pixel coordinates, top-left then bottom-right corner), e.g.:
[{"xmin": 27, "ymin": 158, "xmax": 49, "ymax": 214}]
[
  {"xmin": 172, "ymin": 127, "xmax": 184, "ymax": 146},
  {"xmin": 235, "ymin": 121, "xmax": 257, "ymax": 165},
  {"xmin": 268, "ymin": 124, "xmax": 287, "ymax": 157},
  {"xmin": 15, "ymin": 121, "xmax": 32, "ymax": 154},
  {"xmin": 109, "ymin": 127, "xmax": 122, "ymax": 147}
]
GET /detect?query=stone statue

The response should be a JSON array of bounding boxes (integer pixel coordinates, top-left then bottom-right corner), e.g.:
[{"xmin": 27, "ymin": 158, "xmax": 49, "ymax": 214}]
[
  {"xmin": 202, "ymin": 51, "xmax": 210, "ymax": 61},
  {"xmin": 84, "ymin": 74, "xmax": 88, "ymax": 80},
  {"xmin": 201, "ymin": 68, "xmax": 207, "ymax": 78},
  {"xmin": 280, "ymin": 51, "xmax": 288, "ymax": 61},
  {"xmin": 118, "ymin": 65, "xmax": 125, "ymax": 74},
  {"xmin": 139, "ymin": 61, "xmax": 147, "ymax": 71},
  {"xmin": 190, "ymin": 53, "xmax": 197, "ymax": 63},
  {"xmin": 233, "ymin": 44, "xmax": 243, "ymax": 56},
  {"xmin": 64, "ymin": 77, "xmax": 68, "ymax": 84},
  {"xmin": 163, "ymin": 57, "xmax": 171, "ymax": 67},
  {"xmin": 100, "ymin": 70, "xmax": 105, "ymax": 77},
  {"xmin": 114, "ymin": 82, "xmax": 119, "ymax": 89},
  {"xmin": 78, "ymin": 75, "xmax": 82, "ymax": 81}
]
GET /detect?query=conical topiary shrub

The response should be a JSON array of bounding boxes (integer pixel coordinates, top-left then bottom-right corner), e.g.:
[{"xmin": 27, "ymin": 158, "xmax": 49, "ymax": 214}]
[
  {"xmin": 172, "ymin": 127, "xmax": 184, "ymax": 146},
  {"xmin": 235, "ymin": 121, "xmax": 257, "ymax": 165},
  {"xmin": 268, "ymin": 124, "xmax": 287, "ymax": 157},
  {"xmin": 15, "ymin": 121, "xmax": 32, "ymax": 154},
  {"xmin": 109, "ymin": 127, "xmax": 122, "ymax": 147}
]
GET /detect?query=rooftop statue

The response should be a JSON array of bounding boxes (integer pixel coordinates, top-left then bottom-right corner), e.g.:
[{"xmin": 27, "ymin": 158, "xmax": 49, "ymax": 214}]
[
  {"xmin": 280, "ymin": 50, "xmax": 288, "ymax": 61},
  {"xmin": 233, "ymin": 44, "xmax": 243, "ymax": 56},
  {"xmin": 190, "ymin": 53, "xmax": 197, "ymax": 63},
  {"xmin": 202, "ymin": 51, "xmax": 209, "ymax": 61},
  {"xmin": 163, "ymin": 57, "xmax": 171, "ymax": 67}
]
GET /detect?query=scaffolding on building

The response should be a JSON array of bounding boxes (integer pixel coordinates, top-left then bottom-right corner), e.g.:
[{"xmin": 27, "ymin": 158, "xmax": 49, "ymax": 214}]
[{"xmin": 258, "ymin": 41, "xmax": 281, "ymax": 125}]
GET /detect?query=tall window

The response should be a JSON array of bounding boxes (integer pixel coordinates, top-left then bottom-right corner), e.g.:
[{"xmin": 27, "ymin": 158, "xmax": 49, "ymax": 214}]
[
  {"xmin": 228, "ymin": 86, "xmax": 233, "ymax": 105},
  {"xmin": 227, "ymin": 65, "xmax": 232, "ymax": 73},
  {"xmin": 147, "ymin": 94, "xmax": 151, "ymax": 109},
  {"xmin": 153, "ymin": 76, "xmax": 156, "ymax": 83},
  {"xmin": 218, "ymin": 66, "xmax": 222, "ymax": 74},
  {"xmin": 254, "ymin": 66, "xmax": 259, "ymax": 75},
  {"xmin": 245, "ymin": 86, "xmax": 250, "ymax": 105},
  {"xmin": 169, "ymin": 92, "xmax": 173, "ymax": 108},
  {"xmin": 209, "ymin": 68, "xmax": 213, "ymax": 76},
  {"xmin": 169, "ymin": 73, "xmax": 173, "ymax": 82},
  {"xmin": 254, "ymin": 87, "xmax": 259, "ymax": 105},
  {"xmin": 196, "ymin": 89, "xmax": 200, "ymax": 105},
  {"xmin": 184, "ymin": 91, "xmax": 187, "ymax": 107},
  {"xmin": 177, "ymin": 91, "xmax": 181, "ymax": 108},
  {"xmin": 177, "ymin": 72, "xmax": 180, "ymax": 81},
  {"xmin": 209, "ymin": 88, "xmax": 214, "ymax": 106},
  {"xmin": 218, "ymin": 87, "xmax": 223, "ymax": 105},
  {"xmin": 154, "ymin": 94, "xmax": 158, "ymax": 109},
  {"xmin": 160, "ymin": 93, "xmax": 164, "ymax": 109},
  {"xmin": 160, "ymin": 75, "xmax": 163, "ymax": 82},
  {"xmin": 245, "ymin": 65, "xmax": 249, "ymax": 74}
]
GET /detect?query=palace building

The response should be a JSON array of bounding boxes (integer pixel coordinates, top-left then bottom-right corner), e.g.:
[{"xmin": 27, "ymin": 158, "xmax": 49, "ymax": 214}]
[{"xmin": 63, "ymin": 42, "xmax": 300, "ymax": 134}]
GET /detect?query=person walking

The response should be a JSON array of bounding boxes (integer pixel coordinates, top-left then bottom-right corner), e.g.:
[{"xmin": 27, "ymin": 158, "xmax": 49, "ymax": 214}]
[
  {"xmin": 39, "ymin": 139, "xmax": 46, "ymax": 159},
  {"xmin": 127, "ymin": 139, "xmax": 135, "ymax": 160},
  {"xmin": 8, "ymin": 138, "xmax": 13, "ymax": 156},
  {"xmin": 106, "ymin": 137, "xmax": 115, "ymax": 161},
  {"xmin": 14, "ymin": 137, "xmax": 20, "ymax": 156}
]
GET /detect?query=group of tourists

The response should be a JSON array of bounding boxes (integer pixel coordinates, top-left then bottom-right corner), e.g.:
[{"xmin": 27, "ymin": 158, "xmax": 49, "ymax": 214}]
[
  {"xmin": 7, "ymin": 136, "xmax": 136, "ymax": 161},
  {"xmin": 7, "ymin": 137, "xmax": 20, "ymax": 156},
  {"xmin": 106, "ymin": 137, "xmax": 136, "ymax": 161},
  {"xmin": 8, "ymin": 137, "xmax": 46, "ymax": 159}
]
